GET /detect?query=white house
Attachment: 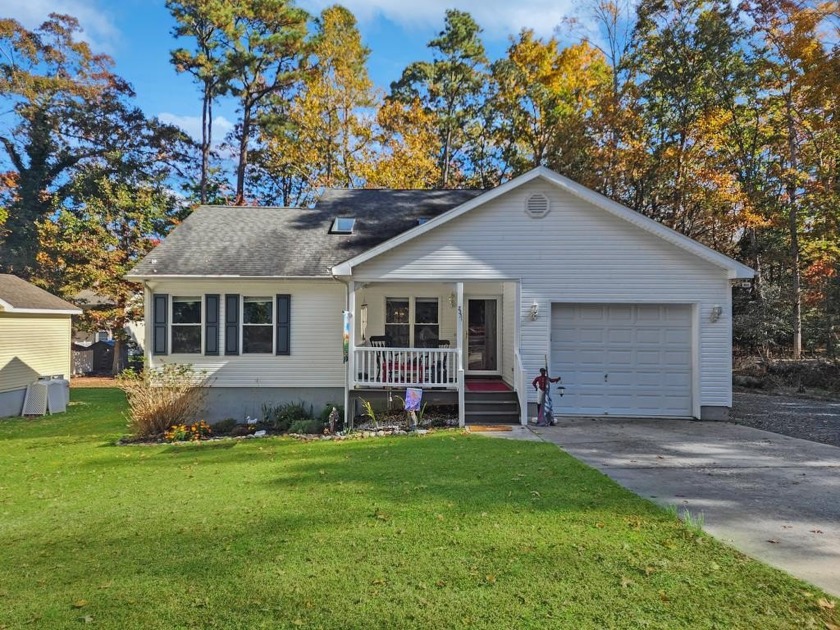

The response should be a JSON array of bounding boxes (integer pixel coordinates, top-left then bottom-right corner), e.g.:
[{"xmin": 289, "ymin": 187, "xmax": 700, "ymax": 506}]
[{"xmin": 126, "ymin": 167, "xmax": 754, "ymax": 426}]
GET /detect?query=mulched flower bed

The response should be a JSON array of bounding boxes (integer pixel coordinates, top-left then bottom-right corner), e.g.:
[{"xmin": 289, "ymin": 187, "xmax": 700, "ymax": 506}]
[{"xmin": 117, "ymin": 418, "xmax": 461, "ymax": 445}]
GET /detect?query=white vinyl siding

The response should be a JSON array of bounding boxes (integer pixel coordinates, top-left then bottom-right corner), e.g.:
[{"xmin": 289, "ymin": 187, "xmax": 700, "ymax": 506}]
[
  {"xmin": 147, "ymin": 280, "xmax": 345, "ymax": 388},
  {"xmin": 0, "ymin": 314, "xmax": 73, "ymax": 393},
  {"xmin": 353, "ymin": 180, "xmax": 734, "ymax": 412}
]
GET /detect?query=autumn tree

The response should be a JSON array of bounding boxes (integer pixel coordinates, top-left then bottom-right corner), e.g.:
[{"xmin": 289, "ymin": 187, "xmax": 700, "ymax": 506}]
[
  {"xmin": 743, "ymin": 0, "xmax": 840, "ymax": 358},
  {"xmin": 628, "ymin": 0, "xmax": 749, "ymax": 244},
  {"xmin": 38, "ymin": 171, "xmax": 182, "ymax": 373},
  {"xmin": 0, "ymin": 15, "xmax": 148, "ymax": 276},
  {"xmin": 361, "ymin": 98, "xmax": 439, "ymax": 189},
  {"xmin": 491, "ymin": 31, "xmax": 611, "ymax": 184},
  {"xmin": 251, "ymin": 4, "xmax": 375, "ymax": 205},
  {"xmin": 390, "ymin": 10, "xmax": 489, "ymax": 187}
]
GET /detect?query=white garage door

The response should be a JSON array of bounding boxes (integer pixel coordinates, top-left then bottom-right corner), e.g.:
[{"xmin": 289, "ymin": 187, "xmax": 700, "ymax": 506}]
[{"xmin": 550, "ymin": 304, "xmax": 693, "ymax": 417}]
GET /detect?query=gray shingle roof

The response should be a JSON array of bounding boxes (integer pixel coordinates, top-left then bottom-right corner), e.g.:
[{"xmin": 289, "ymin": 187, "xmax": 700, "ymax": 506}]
[
  {"xmin": 0, "ymin": 275, "xmax": 81, "ymax": 312},
  {"xmin": 128, "ymin": 189, "xmax": 484, "ymax": 278}
]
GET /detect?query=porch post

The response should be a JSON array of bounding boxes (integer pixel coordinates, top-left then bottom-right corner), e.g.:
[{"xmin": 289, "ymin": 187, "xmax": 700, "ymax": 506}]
[
  {"xmin": 516, "ymin": 280, "xmax": 527, "ymax": 426},
  {"xmin": 345, "ymin": 281, "xmax": 356, "ymax": 429},
  {"xmin": 348, "ymin": 280, "xmax": 357, "ymax": 390},
  {"xmin": 456, "ymin": 281, "xmax": 465, "ymax": 427}
]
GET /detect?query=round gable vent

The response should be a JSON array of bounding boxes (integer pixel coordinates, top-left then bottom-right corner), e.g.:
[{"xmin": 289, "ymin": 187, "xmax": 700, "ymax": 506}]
[{"xmin": 525, "ymin": 192, "xmax": 550, "ymax": 218}]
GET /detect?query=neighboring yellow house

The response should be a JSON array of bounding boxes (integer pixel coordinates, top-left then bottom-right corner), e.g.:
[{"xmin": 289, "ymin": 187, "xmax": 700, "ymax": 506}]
[{"xmin": 0, "ymin": 275, "xmax": 81, "ymax": 417}]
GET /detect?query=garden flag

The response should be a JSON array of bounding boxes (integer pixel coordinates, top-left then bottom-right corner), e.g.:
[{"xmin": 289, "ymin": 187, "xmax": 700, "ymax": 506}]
[
  {"xmin": 342, "ymin": 310, "xmax": 351, "ymax": 363},
  {"xmin": 404, "ymin": 388, "xmax": 423, "ymax": 412}
]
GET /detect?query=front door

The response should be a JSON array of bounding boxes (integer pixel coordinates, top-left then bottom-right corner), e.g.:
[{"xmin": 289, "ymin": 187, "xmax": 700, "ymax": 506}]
[{"xmin": 466, "ymin": 298, "xmax": 499, "ymax": 373}]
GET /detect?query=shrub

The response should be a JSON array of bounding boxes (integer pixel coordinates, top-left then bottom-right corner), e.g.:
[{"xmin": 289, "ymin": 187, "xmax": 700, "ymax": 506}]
[
  {"xmin": 117, "ymin": 364, "xmax": 208, "ymax": 438},
  {"xmin": 261, "ymin": 401, "xmax": 313, "ymax": 433},
  {"xmin": 288, "ymin": 419, "xmax": 326, "ymax": 434},
  {"xmin": 230, "ymin": 424, "xmax": 256, "ymax": 437},
  {"xmin": 212, "ymin": 418, "xmax": 238, "ymax": 436}
]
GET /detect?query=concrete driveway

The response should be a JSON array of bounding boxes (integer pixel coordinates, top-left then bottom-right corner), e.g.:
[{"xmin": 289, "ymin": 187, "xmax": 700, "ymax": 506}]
[{"xmin": 531, "ymin": 418, "xmax": 840, "ymax": 597}]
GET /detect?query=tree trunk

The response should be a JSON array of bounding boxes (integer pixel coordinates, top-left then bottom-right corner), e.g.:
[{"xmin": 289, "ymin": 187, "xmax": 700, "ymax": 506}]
[
  {"xmin": 111, "ymin": 336, "xmax": 123, "ymax": 376},
  {"xmin": 200, "ymin": 81, "xmax": 212, "ymax": 205},
  {"xmin": 786, "ymin": 96, "xmax": 802, "ymax": 360},
  {"xmin": 236, "ymin": 104, "xmax": 252, "ymax": 203}
]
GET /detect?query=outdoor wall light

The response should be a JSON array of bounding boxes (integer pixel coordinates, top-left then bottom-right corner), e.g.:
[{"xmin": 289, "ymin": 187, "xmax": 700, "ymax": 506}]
[
  {"xmin": 710, "ymin": 305, "xmax": 723, "ymax": 323},
  {"xmin": 529, "ymin": 301, "xmax": 539, "ymax": 321}
]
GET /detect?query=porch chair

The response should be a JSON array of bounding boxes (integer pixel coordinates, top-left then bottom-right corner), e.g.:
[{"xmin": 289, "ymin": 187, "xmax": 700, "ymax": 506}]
[{"xmin": 369, "ymin": 336, "xmax": 391, "ymax": 382}]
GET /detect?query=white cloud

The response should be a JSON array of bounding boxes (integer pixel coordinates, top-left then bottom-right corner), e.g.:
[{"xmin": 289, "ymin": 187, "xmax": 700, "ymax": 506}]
[
  {"xmin": 158, "ymin": 113, "xmax": 235, "ymax": 143},
  {"xmin": 3, "ymin": 0, "xmax": 120, "ymax": 53},
  {"xmin": 298, "ymin": 0, "xmax": 579, "ymax": 39}
]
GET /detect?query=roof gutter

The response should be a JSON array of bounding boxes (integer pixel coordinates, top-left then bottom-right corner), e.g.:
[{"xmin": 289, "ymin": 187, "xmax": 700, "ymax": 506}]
[{"xmin": 125, "ymin": 273, "xmax": 334, "ymax": 281}]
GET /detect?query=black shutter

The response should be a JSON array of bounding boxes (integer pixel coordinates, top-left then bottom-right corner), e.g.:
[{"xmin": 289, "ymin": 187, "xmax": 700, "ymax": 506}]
[
  {"xmin": 205, "ymin": 294, "xmax": 220, "ymax": 356},
  {"xmin": 152, "ymin": 293, "xmax": 168, "ymax": 355},
  {"xmin": 225, "ymin": 294, "xmax": 240, "ymax": 355},
  {"xmin": 276, "ymin": 294, "xmax": 291, "ymax": 355}
]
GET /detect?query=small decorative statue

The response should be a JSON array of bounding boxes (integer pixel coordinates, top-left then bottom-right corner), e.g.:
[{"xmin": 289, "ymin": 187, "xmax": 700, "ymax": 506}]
[{"xmin": 328, "ymin": 406, "xmax": 340, "ymax": 434}]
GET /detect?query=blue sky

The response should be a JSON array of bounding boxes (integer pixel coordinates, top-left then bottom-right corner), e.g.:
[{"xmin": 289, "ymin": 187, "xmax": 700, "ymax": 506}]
[{"xmin": 5, "ymin": 0, "xmax": 587, "ymax": 141}]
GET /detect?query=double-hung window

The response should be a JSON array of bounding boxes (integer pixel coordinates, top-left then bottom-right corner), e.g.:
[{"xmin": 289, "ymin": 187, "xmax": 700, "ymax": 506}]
[
  {"xmin": 414, "ymin": 298, "xmax": 439, "ymax": 347},
  {"xmin": 172, "ymin": 296, "xmax": 202, "ymax": 354},
  {"xmin": 385, "ymin": 298, "xmax": 410, "ymax": 347},
  {"xmin": 385, "ymin": 297, "xmax": 439, "ymax": 347},
  {"xmin": 243, "ymin": 297, "xmax": 273, "ymax": 353}
]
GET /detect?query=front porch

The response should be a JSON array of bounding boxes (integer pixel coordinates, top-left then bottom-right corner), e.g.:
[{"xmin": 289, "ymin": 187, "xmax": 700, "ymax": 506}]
[{"xmin": 345, "ymin": 280, "xmax": 528, "ymax": 426}]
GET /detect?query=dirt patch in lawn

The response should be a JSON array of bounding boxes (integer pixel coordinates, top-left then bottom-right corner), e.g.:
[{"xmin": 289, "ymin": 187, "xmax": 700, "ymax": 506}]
[{"xmin": 71, "ymin": 376, "xmax": 117, "ymax": 388}]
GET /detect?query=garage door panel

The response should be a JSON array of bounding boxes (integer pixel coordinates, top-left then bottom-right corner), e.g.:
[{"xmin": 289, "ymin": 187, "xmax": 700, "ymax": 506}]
[
  {"xmin": 606, "ymin": 350, "xmax": 633, "ymax": 365},
  {"xmin": 607, "ymin": 328, "xmax": 633, "ymax": 344},
  {"xmin": 579, "ymin": 328, "xmax": 606, "ymax": 343},
  {"xmin": 636, "ymin": 307, "xmax": 664, "ymax": 322},
  {"xmin": 665, "ymin": 328, "xmax": 692, "ymax": 344},
  {"xmin": 663, "ymin": 372, "xmax": 692, "ymax": 387},
  {"xmin": 636, "ymin": 350, "xmax": 662, "ymax": 365},
  {"xmin": 607, "ymin": 305, "xmax": 633, "ymax": 320},
  {"xmin": 551, "ymin": 303, "xmax": 692, "ymax": 417},
  {"xmin": 665, "ymin": 350, "xmax": 691, "ymax": 364},
  {"xmin": 635, "ymin": 329, "xmax": 661, "ymax": 344}
]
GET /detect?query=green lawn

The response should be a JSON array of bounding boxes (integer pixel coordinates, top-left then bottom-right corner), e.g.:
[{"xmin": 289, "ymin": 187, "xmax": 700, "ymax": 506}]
[{"xmin": 1, "ymin": 389, "xmax": 837, "ymax": 629}]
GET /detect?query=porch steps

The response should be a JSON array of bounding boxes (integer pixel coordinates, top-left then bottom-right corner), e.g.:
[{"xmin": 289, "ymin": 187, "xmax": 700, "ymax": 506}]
[{"xmin": 464, "ymin": 390, "xmax": 520, "ymax": 425}]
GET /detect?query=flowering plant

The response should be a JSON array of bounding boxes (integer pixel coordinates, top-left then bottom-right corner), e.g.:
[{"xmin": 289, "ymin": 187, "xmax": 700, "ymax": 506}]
[{"xmin": 164, "ymin": 420, "xmax": 212, "ymax": 442}]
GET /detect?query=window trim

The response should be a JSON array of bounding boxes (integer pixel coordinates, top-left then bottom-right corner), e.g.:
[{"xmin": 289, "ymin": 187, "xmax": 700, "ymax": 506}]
[
  {"xmin": 241, "ymin": 296, "xmax": 275, "ymax": 354},
  {"xmin": 170, "ymin": 295, "xmax": 203, "ymax": 355}
]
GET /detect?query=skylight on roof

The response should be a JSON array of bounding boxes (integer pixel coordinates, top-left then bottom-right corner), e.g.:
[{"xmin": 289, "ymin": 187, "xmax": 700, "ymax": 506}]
[
  {"xmin": 417, "ymin": 217, "xmax": 430, "ymax": 225},
  {"xmin": 330, "ymin": 217, "xmax": 356, "ymax": 234}
]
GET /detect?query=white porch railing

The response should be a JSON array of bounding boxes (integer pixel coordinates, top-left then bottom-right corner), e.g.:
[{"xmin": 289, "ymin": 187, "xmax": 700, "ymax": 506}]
[
  {"xmin": 514, "ymin": 350, "xmax": 527, "ymax": 425},
  {"xmin": 354, "ymin": 347, "xmax": 459, "ymax": 389}
]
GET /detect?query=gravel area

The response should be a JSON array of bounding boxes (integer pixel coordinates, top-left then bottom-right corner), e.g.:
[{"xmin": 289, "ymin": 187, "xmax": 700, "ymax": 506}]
[{"xmin": 731, "ymin": 390, "xmax": 840, "ymax": 448}]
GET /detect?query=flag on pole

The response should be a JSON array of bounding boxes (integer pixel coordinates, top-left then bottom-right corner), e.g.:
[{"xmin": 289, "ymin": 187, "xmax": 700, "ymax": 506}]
[{"xmin": 342, "ymin": 310, "xmax": 351, "ymax": 363}]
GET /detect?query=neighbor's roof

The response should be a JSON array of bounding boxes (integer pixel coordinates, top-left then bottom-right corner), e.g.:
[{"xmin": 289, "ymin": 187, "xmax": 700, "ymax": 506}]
[
  {"xmin": 0, "ymin": 275, "xmax": 82, "ymax": 314},
  {"xmin": 127, "ymin": 189, "xmax": 484, "ymax": 278}
]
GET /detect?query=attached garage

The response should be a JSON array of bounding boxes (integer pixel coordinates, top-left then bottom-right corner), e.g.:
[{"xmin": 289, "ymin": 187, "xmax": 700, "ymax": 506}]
[{"xmin": 551, "ymin": 304, "xmax": 693, "ymax": 417}]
